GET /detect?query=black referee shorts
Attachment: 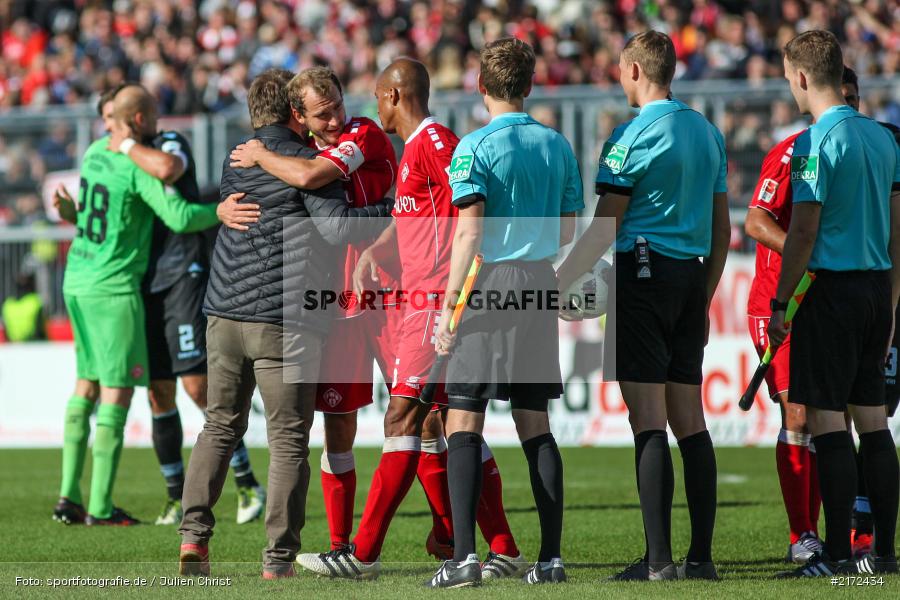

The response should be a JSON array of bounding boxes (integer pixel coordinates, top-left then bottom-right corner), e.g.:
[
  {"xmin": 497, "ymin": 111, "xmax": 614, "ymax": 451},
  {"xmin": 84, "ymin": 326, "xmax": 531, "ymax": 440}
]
[
  {"xmin": 145, "ymin": 272, "xmax": 208, "ymax": 381},
  {"xmin": 605, "ymin": 250, "xmax": 706, "ymax": 385},
  {"xmin": 446, "ymin": 259, "xmax": 563, "ymax": 411},
  {"xmin": 790, "ymin": 270, "xmax": 891, "ymax": 413}
]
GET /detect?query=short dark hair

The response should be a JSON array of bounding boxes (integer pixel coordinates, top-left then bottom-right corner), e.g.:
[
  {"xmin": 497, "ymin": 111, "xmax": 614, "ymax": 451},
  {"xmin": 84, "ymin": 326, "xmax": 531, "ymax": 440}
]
[
  {"xmin": 784, "ymin": 30, "xmax": 843, "ymax": 88},
  {"xmin": 622, "ymin": 30, "xmax": 676, "ymax": 87},
  {"xmin": 480, "ymin": 38, "xmax": 535, "ymax": 102},
  {"xmin": 842, "ymin": 65, "xmax": 859, "ymax": 90},
  {"xmin": 96, "ymin": 83, "xmax": 127, "ymax": 116},
  {"xmin": 247, "ymin": 69, "xmax": 294, "ymax": 129},
  {"xmin": 287, "ymin": 67, "xmax": 343, "ymax": 115}
]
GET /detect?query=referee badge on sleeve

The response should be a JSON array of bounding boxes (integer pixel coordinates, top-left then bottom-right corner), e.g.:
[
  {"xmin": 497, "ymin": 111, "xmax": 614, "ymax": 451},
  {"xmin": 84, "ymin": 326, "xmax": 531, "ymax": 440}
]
[
  {"xmin": 600, "ymin": 142, "xmax": 629, "ymax": 173},
  {"xmin": 448, "ymin": 155, "xmax": 473, "ymax": 183},
  {"xmin": 791, "ymin": 155, "xmax": 818, "ymax": 182}
]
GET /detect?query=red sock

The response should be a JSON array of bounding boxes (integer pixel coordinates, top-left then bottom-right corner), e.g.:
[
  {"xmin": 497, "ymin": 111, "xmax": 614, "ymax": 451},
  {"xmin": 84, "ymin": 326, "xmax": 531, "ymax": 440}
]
[
  {"xmin": 353, "ymin": 447, "xmax": 420, "ymax": 562},
  {"xmin": 775, "ymin": 430, "xmax": 812, "ymax": 544},
  {"xmin": 477, "ymin": 453, "xmax": 519, "ymax": 557},
  {"xmin": 417, "ymin": 448, "xmax": 454, "ymax": 543},
  {"xmin": 321, "ymin": 465, "xmax": 356, "ymax": 549},
  {"xmin": 809, "ymin": 446, "xmax": 821, "ymax": 536}
]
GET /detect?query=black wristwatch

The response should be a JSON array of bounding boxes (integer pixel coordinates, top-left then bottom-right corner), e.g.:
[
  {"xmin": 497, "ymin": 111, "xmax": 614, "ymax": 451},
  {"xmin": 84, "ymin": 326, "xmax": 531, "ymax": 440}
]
[{"xmin": 770, "ymin": 298, "xmax": 789, "ymax": 312}]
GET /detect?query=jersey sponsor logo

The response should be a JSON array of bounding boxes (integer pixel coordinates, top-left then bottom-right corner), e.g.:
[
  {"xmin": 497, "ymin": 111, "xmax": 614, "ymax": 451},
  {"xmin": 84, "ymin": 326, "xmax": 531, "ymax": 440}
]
[
  {"xmin": 323, "ymin": 387, "xmax": 343, "ymax": 408},
  {"xmin": 758, "ymin": 178, "xmax": 779, "ymax": 203},
  {"xmin": 401, "ymin": 162, "xmax": 410, "ymax": 183},
  {"xmin": 448, "ymin": 154, "xmax": 473, "ymax": 183},
  {"xmin": 791, "ymin": 155, "xmax": 819, "ymax": 181},
  {"xmin": 600, "ymin": 142, "xmax": 629, "ymax": 172},
  {"xmin": 395, "ymin": 195, "xmax": 420, "ymax": 213}
]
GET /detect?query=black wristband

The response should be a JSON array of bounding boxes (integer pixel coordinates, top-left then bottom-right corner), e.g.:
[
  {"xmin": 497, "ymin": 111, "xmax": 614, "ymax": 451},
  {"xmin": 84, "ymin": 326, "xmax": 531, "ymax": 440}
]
[{"xmin": 770, "ymin": 298, "xmax": 789, "ymax": 312}]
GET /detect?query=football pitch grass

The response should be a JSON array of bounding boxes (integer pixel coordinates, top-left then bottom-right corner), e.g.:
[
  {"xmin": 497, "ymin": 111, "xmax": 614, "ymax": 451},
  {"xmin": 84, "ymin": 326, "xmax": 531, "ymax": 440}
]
[{"xmin": 1, "ymin": 446, "xmax": 897, "ymax": 598}]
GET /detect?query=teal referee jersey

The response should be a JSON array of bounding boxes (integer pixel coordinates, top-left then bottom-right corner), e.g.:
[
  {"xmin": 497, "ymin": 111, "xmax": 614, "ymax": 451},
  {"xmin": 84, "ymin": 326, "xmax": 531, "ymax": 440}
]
[
  {"xmin": 449, "ymin": 112, "xmax": 584, "ymax": 263},
  {"xmin": 791, "ymin": 104, "xmax": 900, "ymax": 271},
  {"xmin": 596, "ymin": 98, "xmax": 727, "ymax": 260}
]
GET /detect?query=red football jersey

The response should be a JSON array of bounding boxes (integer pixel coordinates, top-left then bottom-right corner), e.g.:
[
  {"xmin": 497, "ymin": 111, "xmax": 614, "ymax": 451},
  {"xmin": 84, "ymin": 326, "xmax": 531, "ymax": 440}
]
[
  {"xmin": 747, "ymin": 131, "xmax": 803, "ymax": 317},
  {"xmin": 315, "ymin": 116, "xmax": 399, "ymax": 318},
  {"xmin": 393, "ymin": 118, "xmax": 459, "ymax": 298}
]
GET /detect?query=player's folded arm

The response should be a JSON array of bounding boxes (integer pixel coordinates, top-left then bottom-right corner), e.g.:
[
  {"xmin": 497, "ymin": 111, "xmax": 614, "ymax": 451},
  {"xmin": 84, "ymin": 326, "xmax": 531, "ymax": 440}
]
[{"xmin": 304, "ymin": 182, "xmax": 392, "ymax": 245}]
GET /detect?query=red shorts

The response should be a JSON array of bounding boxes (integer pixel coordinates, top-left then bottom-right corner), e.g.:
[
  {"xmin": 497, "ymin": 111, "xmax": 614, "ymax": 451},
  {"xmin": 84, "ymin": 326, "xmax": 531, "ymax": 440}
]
[
  {"xmin": 390, "ymin": 309, "xmax": 448, "ymax": 407},
  {"xmin": 316, "ymin": 308, "xmax": 402, "ymax": 413},
  {"xmin": 748, "ymin": 316, "xmax": 791, "ymax": 401}
]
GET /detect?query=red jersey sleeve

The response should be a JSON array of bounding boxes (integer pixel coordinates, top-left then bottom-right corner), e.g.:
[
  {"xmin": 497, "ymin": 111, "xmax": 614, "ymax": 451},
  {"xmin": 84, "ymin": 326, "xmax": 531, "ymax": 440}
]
[
  {"xmin": 748, "ymin": 131, "xmax": 803, "ymax": 223},
  {"xmin": 317, "ymin": 117, "xmax": 396, "ymax": 179}
]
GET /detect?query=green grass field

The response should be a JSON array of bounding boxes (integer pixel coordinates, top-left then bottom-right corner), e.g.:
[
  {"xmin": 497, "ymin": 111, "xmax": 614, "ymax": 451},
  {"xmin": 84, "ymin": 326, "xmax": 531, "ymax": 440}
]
[{"xmin": 0, "ymin": 446, "xmax": 897, "ymax": 598}]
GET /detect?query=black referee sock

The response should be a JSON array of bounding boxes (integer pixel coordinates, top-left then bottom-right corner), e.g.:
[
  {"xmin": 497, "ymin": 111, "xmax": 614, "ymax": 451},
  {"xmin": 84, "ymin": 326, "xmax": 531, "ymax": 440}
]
[
  {"xmin": 522, "ymin": 433, "xmax": 564, "ymax": 562},
  {"xmin": 447, "ymin": 431, "xmax": 483, "ymax": 562},
  {"xmin": 678, "ymin": 430, "xmax": 717, "ymax": 564},
  {"xmin": 859, "ymin": 430, "xmax": 899, "ymax": 558},
  {"xmin": 853, "ymin": 444, "xmax": 874, "ymax": 534},
  {"xmin": 634, "ymin": 430, "xmax": 673, "ymax": 567},
  {"xmin": 812, "ymin": 430, "xmax": 856, "ymax": 561},
  {"xmin": 151, "ymin": 409, "xmax": 184, "ymax": 500}
]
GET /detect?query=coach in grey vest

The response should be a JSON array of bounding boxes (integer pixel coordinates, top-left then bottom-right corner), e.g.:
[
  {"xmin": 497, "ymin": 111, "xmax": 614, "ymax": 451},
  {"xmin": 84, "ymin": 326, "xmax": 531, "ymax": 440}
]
[{"xmin": 178, "ymin": 68, "xmax": 391, "ymax": 578}]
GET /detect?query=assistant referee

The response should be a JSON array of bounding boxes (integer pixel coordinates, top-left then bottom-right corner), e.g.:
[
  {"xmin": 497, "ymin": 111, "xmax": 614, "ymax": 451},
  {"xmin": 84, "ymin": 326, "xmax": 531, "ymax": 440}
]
[
  {"xmin": 768, "ymin": 30, "xmax": 900, "ymax": 578},
  {"xmin": 556, "ymin": 30, "xmax": 730, "ymax": 581},
  {"xmin": 430, "ymin": 37, "xmax": 584, "ymax": 588}
]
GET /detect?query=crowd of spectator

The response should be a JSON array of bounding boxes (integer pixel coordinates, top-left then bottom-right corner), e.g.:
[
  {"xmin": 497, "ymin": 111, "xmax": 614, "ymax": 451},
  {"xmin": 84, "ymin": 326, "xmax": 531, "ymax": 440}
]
[
  {"xmin": 1, "ymin": 0, "xmax": 899, "ymax": 113},
  {"xmin": 1, "ymin": 0, "xmax": 899, "ymax": 228}
]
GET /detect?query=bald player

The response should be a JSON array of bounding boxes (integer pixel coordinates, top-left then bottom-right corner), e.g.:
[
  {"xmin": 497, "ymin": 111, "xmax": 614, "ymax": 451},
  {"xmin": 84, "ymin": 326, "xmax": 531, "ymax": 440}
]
[
  {"xmin": 52, "ymin": 84, "xmax": 220, "ymax": 526},
  {"xmin": 295, "ymin": 59, "xmax": 524, "ymax": 581}
]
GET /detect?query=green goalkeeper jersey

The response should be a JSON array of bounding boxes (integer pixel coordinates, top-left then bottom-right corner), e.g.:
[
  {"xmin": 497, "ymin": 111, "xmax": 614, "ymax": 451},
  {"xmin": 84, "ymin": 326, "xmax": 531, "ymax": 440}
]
[{"xmin": 63, "ymin": 138, "xmax": 220, "ymax": 296}]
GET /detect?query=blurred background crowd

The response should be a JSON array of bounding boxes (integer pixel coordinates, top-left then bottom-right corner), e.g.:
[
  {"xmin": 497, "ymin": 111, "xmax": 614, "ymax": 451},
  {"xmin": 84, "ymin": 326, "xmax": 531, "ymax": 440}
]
[{"xmin": 0, "ymin": 0, "xmax": 899, "ymax": 328}]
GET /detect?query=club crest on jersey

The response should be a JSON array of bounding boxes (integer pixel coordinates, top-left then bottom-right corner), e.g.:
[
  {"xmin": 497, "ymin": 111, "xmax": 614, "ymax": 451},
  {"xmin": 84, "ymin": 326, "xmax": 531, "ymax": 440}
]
[
  {"xmin": 323, "ymin": 388, "xmax": 342, "ymax": 408},
  {"xmin": 600, "ymin": 142, "xmax": 629, "ymax": 173},
  {"xmin": 448, "ymin": 154, "xmax": 473, "ymax": 183},
  {"xmin": 338, "ymin": 145, "xmax": 355, "ymax": 158},
  {"xmin": 401, "ymin": 162, "xmax": 410, "ymax": 183},
  {"xmin": 131, "ymin": 364, "xmax": 145, "ymax": 379},
  {"xmin": 758, "ymin": 178, "xmax": 778, "ymax": 203},
  {"xmin": 791, "ymin": 155, "xmax": 818, "ymax": 181}
]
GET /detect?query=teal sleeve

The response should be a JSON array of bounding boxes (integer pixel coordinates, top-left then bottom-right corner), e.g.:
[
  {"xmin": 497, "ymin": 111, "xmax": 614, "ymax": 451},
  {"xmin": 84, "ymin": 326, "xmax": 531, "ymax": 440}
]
[
  {"xmin": 894, "ymin": 137, "xmax": 900, "ymax": 189},
  {"xmin": 135, "ymin": 168, "xmax": 219, "ymax": 232},
  {"xmin": 595, "ymin": 124, "xmax": 648, "ymax": 192},
  {"xmin": 449, "ymin": 135, "xmax": 487, "ymax": 205},
  {"xmin": 562, "ymin": 140, "xmax": 585, "ymax": 212},
  {"xmin": 791, "ymin": 133, "xmax": 829, "ymax": 204}
]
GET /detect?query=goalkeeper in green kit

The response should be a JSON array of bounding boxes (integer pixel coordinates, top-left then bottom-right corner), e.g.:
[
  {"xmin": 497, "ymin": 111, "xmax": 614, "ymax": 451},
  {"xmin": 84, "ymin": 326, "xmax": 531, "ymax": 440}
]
[{"xmin": 52, "ymin": 84, "xmax": 221, "ymax": 526}]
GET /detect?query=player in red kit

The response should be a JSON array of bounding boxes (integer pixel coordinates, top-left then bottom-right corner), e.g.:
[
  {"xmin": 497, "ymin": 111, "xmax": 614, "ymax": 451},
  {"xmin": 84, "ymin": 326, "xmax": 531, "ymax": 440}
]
[
  {"xmin": 745, "ymin": 128, "xmax": 824, "ymax": 564},
  {"xmin": 294, "ymin": 59, "xmax": 524, "ymax": 581},
  {"xmin": 228, "ymin": 67, "xmax": 458, "ymax": 556}
]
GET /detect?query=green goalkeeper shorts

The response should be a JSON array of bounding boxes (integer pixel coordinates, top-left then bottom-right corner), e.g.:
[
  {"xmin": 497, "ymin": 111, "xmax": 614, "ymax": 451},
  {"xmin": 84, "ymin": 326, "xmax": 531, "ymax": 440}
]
[{"xmin": 64, "ymin": 293, "xmax": 149, "ymax": 387}]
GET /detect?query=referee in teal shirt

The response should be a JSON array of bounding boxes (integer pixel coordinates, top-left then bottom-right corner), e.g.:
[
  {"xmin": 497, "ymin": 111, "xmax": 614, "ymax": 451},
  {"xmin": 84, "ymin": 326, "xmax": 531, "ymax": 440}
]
[
  {"xmin": 768, "ymin": 31, "xmax": 900, "ymax": 578},
  {"xmin": 557, "ymin": 31, "xmax": 731, "ymax": 581},
  {"xmin": 430, "ymin": 37, "xmax": 584, "ymax": 588}
]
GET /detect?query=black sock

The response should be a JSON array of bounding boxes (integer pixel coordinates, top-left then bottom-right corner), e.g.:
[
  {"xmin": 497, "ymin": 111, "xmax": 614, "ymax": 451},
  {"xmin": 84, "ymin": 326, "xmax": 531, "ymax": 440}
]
[
  {"xmin": 853, "ymin": 443, "xmax": 874, "ymax": 534},
  {"xmin": 522, "ymin": 433, "xmax": 565, "ymax": 562},
  {"xmin": 859, "ymin": 430, "xmax": 899, "ymax": 558},
  {"xmin": 812, "ymin": 430, "xmax": 856, "ymax": 561},
  {"xmin": 231, "ymin": 439, "xmax": 259, "ymax": 488},
  {"xmin": 635, "ymin": 430, "xmax": 673, "ymax": 567},
  {"xmin": 678, "ymin": 430, "xmax": 717, "ymax": 564},
  {"xmin": 447, "ymin": 431, "xmax": 483, "ymax": 561},
  {"xmin": 151, "ymin": 409, "xmax": 184, "ymax": 499}
]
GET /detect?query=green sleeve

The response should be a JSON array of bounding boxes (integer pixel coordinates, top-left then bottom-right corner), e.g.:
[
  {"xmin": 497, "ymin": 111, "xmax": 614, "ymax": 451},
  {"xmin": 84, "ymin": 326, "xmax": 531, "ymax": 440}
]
[{"xmin": 134, "ymin": 168, "xmax": 219, "ymax": 233}]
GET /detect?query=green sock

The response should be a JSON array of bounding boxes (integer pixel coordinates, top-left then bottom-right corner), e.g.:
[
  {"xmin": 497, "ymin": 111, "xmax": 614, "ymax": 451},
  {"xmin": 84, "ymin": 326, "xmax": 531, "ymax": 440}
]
[
  {"xmin": 88, "ymin": 404, "xmax": 128, "ymax": 519},
  {"xmin": 60, "ymin": 396, "xmax": 94, "ymax": 505}
]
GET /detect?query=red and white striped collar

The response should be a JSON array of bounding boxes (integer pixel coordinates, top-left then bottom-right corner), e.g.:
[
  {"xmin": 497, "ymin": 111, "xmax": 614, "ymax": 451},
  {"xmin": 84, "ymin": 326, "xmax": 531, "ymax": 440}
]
[{"xmin": 406, "ymin": 116, "xmax": 438, "ymax": 144}]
